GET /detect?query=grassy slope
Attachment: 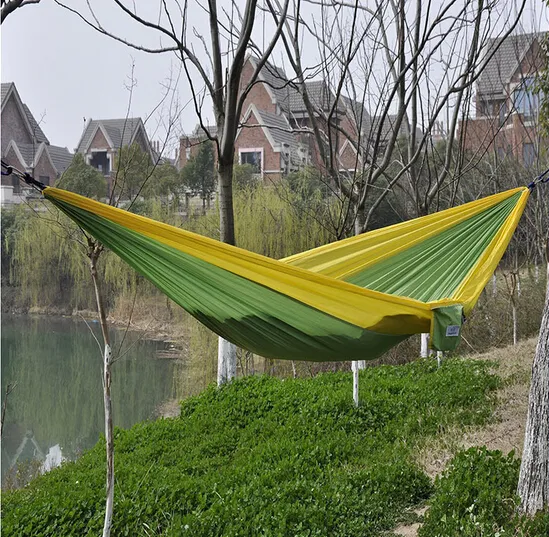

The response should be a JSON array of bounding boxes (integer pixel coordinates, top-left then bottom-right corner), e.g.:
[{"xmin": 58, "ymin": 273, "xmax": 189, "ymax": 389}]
[{"xmin": 2, "ymin": 359, "xmax": 501, "ymax": 537}]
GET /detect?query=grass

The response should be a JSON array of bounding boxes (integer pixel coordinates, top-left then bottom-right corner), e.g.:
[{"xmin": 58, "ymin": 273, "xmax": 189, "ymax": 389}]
[
  {"xmin": 2, "ymin": 358, "xmax": 501, "ymax": 537},
  {"xmin": 419, "ymin": 447, "xmax": 549, "ymax": 537}
]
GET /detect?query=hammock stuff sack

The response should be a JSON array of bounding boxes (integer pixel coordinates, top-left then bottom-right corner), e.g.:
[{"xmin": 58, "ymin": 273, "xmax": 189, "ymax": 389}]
[{"xmin": 43, "ymin": 186, "xmax": 529, "ymax": 362}]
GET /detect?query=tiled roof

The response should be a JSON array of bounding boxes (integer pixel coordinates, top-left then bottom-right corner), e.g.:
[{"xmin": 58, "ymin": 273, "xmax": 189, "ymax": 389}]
[
  {"xmin": 22, "ymin": 103, "xmax": 48, "ymax": 144},
  {"xmin": 255, "ymin": 59, "xmax": 348, "ymax": 118},
  {"xmin": 9, "ymin": 141, "xmax": 73, "ymax": 174},
  {"xmin": 48, "ymin": 145, "xmax": 74, "ymax": 174},
  {"xmin": 253, "ymin": 108, "xmax": 297, "ymax": 150},
  {"xmin": 191, "ymin": 124, "xmax": 218, "ymax": 138},
  {"xmin": 1, "ymin": 82, "xmax": 49, "ymax": 144},
  {"xmin": 342, "ymin": 95, "xmax": 371, "ymax": 131},
  {"xmin": 15, "ymin": 143, "xmax": 38, "ymax": 166},
  {"xmin": 1, "ymin": 82, "xmax": 13, "ymax": 104},
  {"xmin": 478, "ymin": 32, "xmax": 545, "ymax": 96},
  {"xmin": 258, "ymin": 60, "xmax": 297, "ymax": 112},
  {"xmin": 360, "ymin": 113, "xmax": 419, "ymax": 149},
  {"xmin": 76, "ymin": 118, "xmax": 144, "ymax": 153}
]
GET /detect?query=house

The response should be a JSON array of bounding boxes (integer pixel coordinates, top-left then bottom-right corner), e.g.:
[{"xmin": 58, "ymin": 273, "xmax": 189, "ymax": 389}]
[
  {"xmin": 75, "ymin": 117, "xmax": 155, "ymax": 191},
  {"xmin": 1, "ymin": 82, "xmax": 73, "ymax": 201},
  {"xmin": 179, "ymin": 56, "xmax": 408, "ymax": 181},
  {"xmin": 460, "ymin": 32, "xmax": 547, "ymax": 166}
]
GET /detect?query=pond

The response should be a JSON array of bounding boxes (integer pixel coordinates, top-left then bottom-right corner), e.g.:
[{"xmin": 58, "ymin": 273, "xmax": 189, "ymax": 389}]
[{"xmin": 1, "ymin": 315, "xmax": 183, "ymax": 486}]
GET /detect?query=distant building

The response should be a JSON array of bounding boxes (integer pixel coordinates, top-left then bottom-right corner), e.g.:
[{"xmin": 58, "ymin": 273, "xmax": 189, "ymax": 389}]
[
  {"xmin": 1, "ymin": 82, "xmax": 73, "ymax": 203},
  {"xmin": 75, "ymin": 117, "xmax": 155, "ymax": 190},
  {"xmin": 179, "ymin": 55, "xmax": 412, "ymax": 181},
  {"xmin": 460, "ymin": 32, "xmax": 547, "ymax": 166}
]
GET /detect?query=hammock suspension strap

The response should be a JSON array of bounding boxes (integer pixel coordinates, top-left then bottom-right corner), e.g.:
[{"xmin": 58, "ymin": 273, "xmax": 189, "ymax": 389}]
[
  {"xmin": 1, "ymin": 159, "xmax": 46, "ymax": 192},
  {"xmin": 528, "ymin": 167, "xmax": 549, "ymax": 190}
]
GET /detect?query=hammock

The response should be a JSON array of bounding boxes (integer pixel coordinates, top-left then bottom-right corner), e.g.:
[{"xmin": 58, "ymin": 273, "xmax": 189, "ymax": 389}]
[{"xmin": 42, "ymin": 186, "xmax": 529, "ymax": 362}]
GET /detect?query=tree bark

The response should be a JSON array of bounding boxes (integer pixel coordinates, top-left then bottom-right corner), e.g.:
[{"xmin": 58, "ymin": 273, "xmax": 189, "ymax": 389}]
[
  {"xmin": 216, "ymin": 158, "xmax": 237, "ymax": 384},
  {"xmin": 101, "ymin": 344, "xmax": 114, "ymax": 537},
  {"xmin": 517, "ymin": 273, "xmax": 549, "ymax": 515}
]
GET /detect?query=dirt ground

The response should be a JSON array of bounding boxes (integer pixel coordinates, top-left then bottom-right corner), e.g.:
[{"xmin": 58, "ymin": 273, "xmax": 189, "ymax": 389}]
[{"xmin": 392, "ymin": 337, "xmax": 536, "ymax": 537}]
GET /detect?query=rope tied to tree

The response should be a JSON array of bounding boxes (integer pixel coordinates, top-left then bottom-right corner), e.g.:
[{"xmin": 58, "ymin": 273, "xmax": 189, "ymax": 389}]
[{"xmin": 1, "ymin": 159, "xmax": 46, "ymax": 192}]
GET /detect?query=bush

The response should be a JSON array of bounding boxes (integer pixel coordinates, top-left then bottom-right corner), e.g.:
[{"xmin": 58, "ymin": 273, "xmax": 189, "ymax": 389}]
[{"xmin": 420, "ymin": 447, "xmax": 549, "ymax": 537}]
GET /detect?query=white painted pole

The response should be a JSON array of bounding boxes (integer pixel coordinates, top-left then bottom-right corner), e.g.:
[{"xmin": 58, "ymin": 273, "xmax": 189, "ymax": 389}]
[
  {"xmin": 436, "ymin": 351, "xmax": 443, "ymax": 369},
  {"xmin": 352, "ymin": 361, "xmax": 359, "ymax": 407},
  {"xmin": 420, "ymin": 333, "xmax": 430, "ymax": 358},
  {"xmin": 217, "ymin": 337, "xmax": 237, "ymax": 385}
]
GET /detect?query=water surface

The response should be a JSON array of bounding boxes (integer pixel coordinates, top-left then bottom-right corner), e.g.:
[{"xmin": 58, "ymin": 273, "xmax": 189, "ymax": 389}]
[{"xmin": 1, "ymin": 315, "xmax": 180, "ymax": 484}]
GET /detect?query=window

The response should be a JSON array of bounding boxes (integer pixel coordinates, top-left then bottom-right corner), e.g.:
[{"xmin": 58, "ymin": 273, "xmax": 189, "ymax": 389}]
[
  {"xmin": 513, "ymin": 77, "xmax": 540, "ymax": 118},
  {"xmin": 89, "ymin": 151, "xmax": 110, "ymax": 175},
  {"xmin": 523, "ymin": 143, "xmax": 536, "ymax": 167},
  {"xmin": 240, "ymin": 150, "xmax": 262, "ymax": 173},
  {"xmin": 185, "ymin": 147, "xmax": 191, "ymax": 161},
  {"xmin": 12, "ymin": 175, "xmax": 20, "ymax": 194},
  {"xmin": 39, "ymin": 175, "xmax": 50, "ymax": 186},
  {"xmin": 498, "ymin": 101, "xmax": 507, "ymax": 126}
]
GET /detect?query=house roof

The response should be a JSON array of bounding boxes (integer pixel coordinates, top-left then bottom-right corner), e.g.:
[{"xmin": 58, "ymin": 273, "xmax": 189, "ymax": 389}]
[
  {"xmin": 1, "ymin": 82, "xmax": 49, "ymax": 144},
  {"xmin": 22, "ymin": 103, "xmax": 49, "ymax": 144},
  {"xmin": 477, "ymin": 32, "xmax": 546, "ymax": 96},
  {"xmin": 256, "ymin": 60, "xmax": 297, "ymax": 112},
  {"xmin": 15, "ymin": 143, "xmax": 38, "ymax": 166},
  {"xmin": 342, "ymin": 95, "xmax": 371, "ymax": 131},
  {"xmin": 1, "ymin": 82, "xmax": 11, "ymax": 103},
  {"xmin": 191, "ymin": 124, "xmax": 218, "ymax": 138},
  {"xmin": 48, "ymin": 145, "xmax": 74, "ymax": 174},
  {"xmin": 8, "ymin": 141, "xmax": 72, "ymax": 174},
  {"xmin": 253, "ymin": 107, "xmax": 297, "ymax": 151},
  {"xmin": 76, "ymin": 117, "xmax": 146, "ymax": 153}
]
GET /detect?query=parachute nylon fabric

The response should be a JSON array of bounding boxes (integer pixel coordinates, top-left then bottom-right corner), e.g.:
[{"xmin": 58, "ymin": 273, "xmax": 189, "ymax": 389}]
[{"xmin": 42, "ymin": 186, "xmax": 529, "ymax": 361}]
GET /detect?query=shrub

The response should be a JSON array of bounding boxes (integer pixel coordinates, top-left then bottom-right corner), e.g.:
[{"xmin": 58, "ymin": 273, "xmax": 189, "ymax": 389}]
[{"xmin": 420, "ymin": 447, "xmax": 549, "ymax": 537}]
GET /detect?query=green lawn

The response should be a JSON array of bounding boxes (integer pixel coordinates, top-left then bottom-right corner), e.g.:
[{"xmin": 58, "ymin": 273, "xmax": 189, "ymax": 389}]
[{"xmin": 2, "ymin": 359, "xmax": 502, "ymax": 536}]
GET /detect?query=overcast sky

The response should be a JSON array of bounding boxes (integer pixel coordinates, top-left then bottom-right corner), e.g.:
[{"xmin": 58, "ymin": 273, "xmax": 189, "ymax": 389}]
[
  {"xmin": 2, "ymin": 0, "xmax": 547, "ymax": 159},
  {"xmin": 2, "ymin": 1, "xmax": 192, "ymax": 157}
]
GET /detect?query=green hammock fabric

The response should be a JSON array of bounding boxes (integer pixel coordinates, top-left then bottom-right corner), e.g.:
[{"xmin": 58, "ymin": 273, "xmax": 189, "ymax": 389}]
[{"xmin": 42, "ymin": 186, "xmax": 529, "ymax": 362}]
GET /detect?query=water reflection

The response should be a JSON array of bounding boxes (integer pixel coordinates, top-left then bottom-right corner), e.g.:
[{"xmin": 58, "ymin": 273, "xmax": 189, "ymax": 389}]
[{"xmin": 1, "ymin": 315, "xmax": 180, "ymax": 485}]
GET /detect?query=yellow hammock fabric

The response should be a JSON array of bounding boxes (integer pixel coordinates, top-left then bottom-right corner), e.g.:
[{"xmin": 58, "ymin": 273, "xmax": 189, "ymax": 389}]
[{"xmin": 43, "ymin": 186, "xmax": 529, "ymax": 361}]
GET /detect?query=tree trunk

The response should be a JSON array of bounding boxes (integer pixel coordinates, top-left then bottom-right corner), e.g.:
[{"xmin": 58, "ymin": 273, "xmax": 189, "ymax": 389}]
[
  {"xmin": 218, "ymin": 160, "xmax": 236, "ymax": 246},
  {"xmin": 217, "ymin": 159, "xmax": 237, "ymax": 385},
  {"xmin": 90, "ymin": 247, "xmax": 114, "ymax": 537},
  {"xmin": 517, "ymin": 275, "xmax": 549, "ymax": 515},
  {"xmin": 101, "ymin": 344, "xmax": 114, "ymax": 537},
  {"xmin": 513, "ymin": 301, "xmax": 518, "ymax": 346}
]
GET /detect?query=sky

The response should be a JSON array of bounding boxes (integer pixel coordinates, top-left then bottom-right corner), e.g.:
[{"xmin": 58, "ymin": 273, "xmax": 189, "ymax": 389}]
[
  {"xmin": 2, "ymin": 0, "xmax": 548, "ymax": 159},
  {"xmin": 2, "ymin": 1, "xmax": 192, "ymax": 157}
]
